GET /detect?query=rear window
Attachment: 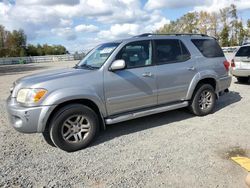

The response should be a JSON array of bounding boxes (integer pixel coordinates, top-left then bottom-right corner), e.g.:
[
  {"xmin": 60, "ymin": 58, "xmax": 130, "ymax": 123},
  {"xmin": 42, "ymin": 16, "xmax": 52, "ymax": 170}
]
[
  {"xmin": 235, "ymin": 46, "xmax": 250, "ymax": 57},
  {"xmin": 191, "ymin": 39, "xmax": 224, "ymax": 58}
]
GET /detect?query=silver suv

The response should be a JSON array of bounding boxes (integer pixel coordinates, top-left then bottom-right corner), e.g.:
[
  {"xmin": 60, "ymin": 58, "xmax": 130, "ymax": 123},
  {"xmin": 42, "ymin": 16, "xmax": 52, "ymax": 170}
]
[
  {"xmin": 7, "ymin": 34, "xmax": 232, "ymax": 152},
  {"xmin": 230, "ymin": 44, "xmax": 250, "ymax": 83}
]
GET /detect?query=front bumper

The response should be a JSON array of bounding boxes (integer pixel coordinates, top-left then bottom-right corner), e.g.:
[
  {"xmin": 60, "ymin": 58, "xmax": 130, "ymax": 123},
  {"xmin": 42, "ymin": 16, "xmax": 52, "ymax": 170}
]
[
  {"xmin": 230, "ymin": 69, "xmax": 250, "ymax": 77},
  {"xmin": 6, "ymin": 97, "xmax": 56, "ymax": 133}
]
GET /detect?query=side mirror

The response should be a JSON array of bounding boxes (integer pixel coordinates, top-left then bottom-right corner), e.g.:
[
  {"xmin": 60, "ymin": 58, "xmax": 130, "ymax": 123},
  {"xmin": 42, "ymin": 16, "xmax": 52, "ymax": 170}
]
[{"xmin": 110, "ymin": 59, "xmax": 126, "ymax": 71}]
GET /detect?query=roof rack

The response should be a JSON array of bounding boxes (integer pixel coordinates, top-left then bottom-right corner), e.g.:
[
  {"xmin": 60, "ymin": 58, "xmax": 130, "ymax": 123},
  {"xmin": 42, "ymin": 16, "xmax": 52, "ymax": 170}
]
[{"xmin": 134, "ymin": 33, "xmax": 210, "ymax": 38}]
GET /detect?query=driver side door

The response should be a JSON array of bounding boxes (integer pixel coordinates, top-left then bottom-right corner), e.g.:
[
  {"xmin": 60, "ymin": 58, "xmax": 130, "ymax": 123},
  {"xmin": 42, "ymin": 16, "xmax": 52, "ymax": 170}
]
[{"xmin": 104, "ymin": 40, "xmax": 157, "ymax": 116}]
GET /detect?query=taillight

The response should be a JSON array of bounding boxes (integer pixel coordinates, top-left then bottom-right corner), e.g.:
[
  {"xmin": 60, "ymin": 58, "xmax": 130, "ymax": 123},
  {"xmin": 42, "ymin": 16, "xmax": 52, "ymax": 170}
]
[
  {"xmin": 223, "ymin": 60, "xmax": 230, "ymax": 71},
  {"xmin": 231, "ymin": 59, "xmax": 235, "ymax": 68}
]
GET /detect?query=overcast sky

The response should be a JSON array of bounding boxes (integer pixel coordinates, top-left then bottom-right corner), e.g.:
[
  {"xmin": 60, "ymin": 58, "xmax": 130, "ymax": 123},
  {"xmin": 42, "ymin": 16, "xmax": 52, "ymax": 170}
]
[{"xmin": 1, "ymin": 0, "xmax": 250, "ymax": 52}]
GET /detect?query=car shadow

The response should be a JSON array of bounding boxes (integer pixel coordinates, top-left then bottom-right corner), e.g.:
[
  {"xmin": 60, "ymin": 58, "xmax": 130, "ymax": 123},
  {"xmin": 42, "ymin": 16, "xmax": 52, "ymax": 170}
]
[
  {"xmin": 214, "ymin": 91, "xmax": 242, "ymax": 112},
  {"xmin": 0, "ymin": 64, "xmax": 46, "ymax": 76},
  {"xmin": 91, "ymin": 91, "xmax": 242, "ymax": 147},
  {"xmin": 234, "ymin": 80, "xmax": 250, "ymax": 85}
]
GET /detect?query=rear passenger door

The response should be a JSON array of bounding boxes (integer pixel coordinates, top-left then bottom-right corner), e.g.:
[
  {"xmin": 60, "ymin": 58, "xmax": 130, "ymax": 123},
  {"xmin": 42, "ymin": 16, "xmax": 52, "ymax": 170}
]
[{"xmin": 154, "ymin": 39, "xmax": 197, "ymax": 104}]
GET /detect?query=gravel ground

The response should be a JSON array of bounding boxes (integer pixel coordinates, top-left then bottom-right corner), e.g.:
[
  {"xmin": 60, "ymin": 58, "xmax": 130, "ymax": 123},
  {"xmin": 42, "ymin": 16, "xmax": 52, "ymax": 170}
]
[{"xmin": 0, "ymin": 60, "xmax": 250, "ymax": 188}]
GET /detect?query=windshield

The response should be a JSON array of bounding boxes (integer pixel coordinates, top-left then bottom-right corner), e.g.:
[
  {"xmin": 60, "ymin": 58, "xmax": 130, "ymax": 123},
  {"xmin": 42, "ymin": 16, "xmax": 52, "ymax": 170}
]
[
  {"xmin": 77, "ymin": 42, "xmax": 120, "ymax": 69},
  {"xmin": 236, "ymin": 46, "xmax": 250, "ymax": 57}
]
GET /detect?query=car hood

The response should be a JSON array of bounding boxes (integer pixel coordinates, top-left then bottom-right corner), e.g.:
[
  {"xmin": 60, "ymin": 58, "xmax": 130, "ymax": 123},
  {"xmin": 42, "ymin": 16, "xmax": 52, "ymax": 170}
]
[
  {"xmin": 16, "ymin": 67, "xmax": 92, "ymax": 84},
  {"xmin": 12, "ymin": 67, "xmax": 99, "ymax": 97}
]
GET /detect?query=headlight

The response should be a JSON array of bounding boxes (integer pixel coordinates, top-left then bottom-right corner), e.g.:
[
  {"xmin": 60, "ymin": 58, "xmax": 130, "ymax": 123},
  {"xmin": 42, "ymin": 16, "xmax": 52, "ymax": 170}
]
[{"xmin": 16, "ymin": 88, "xmax": 47, "ymax": 104}]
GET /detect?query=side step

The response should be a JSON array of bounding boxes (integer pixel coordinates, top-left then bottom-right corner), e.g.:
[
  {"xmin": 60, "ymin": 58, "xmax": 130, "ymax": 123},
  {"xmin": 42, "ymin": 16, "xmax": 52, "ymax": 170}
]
[{"xmin": 105, "ymin": 101, "xmax": 189, "ymax": 125}]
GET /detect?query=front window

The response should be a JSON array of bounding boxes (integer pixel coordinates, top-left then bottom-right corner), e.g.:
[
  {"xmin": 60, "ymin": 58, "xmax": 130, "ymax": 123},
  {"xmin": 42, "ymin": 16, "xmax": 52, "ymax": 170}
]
[
  {"xmin": 116, "ymin": 40, "xmax": 152, "ymax": 69},
  {"xmin": 77, "ymin": 42, "xmax": 120, "ymax": 69}
]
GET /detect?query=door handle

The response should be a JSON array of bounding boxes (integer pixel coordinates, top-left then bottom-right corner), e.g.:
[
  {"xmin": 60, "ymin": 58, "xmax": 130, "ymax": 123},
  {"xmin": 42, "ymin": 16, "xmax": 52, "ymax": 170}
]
[
  {"xmin": 142, "ymin": 72, "xmax": 153, "ymax": 77},
  {"xmin": 187, "ymin": 66, "xmax": 196, "ymax": 71}
]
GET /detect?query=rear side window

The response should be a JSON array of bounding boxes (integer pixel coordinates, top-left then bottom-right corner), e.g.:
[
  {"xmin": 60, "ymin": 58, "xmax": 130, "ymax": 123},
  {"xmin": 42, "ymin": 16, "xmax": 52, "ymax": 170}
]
[
  {"xmin": 155, "ymin": 39, "xmax": 191, "ymax": 65},
  {"xmin": 235, "ymin": 46, "xmax": 250, "ymax": 57},
  {"xmin": 191, "ymin": 39, "xmax": 224, "ymax": 58}
]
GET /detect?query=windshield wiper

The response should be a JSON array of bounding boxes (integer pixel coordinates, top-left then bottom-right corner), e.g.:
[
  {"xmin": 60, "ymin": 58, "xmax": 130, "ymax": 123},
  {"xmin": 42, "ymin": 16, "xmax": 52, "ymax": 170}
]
[
  {"xmin": 73, "ymin": 64, "xmax": 80, "ymax": 69},
  {"xmin": 79, "ymin": 64, "xmax": 98, "ymax": 70}
]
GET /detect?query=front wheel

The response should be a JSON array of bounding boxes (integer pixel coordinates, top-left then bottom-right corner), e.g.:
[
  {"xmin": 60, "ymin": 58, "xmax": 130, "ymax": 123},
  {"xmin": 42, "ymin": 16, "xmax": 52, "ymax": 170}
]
[
  {"xmin": 189, "ymin": 84, "xmax": 216, "ymax": 116},
  {"xmin": 48, "ymin": 104, "xmax": 99, "ymax": 152}
]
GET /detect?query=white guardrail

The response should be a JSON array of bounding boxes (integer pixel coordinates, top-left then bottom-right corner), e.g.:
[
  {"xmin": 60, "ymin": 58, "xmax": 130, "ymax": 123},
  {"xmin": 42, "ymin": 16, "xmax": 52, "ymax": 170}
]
[{"xmin": 0, "ymin": 54, "xmax": 83, "ymax": 65}]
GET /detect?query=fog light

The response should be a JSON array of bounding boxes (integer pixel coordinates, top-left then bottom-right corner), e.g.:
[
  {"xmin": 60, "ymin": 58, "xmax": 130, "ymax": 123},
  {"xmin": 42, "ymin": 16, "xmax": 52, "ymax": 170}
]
[{"xmin": 14, "ymin": 116, "xmax": 23, "ymax": 128}]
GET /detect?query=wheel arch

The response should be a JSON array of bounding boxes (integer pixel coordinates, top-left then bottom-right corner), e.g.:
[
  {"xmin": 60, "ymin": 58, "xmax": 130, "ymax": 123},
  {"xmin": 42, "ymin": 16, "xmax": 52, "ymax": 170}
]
[
  {"xmin": 186, "ymin": 75, "xmax": 218, "ymax": 100},
  {"xmin": 43, "ymin": 98, "xmax": 106, "ymax": 133}
]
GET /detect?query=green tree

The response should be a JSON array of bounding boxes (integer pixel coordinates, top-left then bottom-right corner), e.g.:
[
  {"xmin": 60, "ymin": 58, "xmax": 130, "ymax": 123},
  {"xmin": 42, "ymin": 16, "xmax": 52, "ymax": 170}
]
[
  {"xmin": 156, "ymin": 12, "xmax": 199, "ymax": 34},
  {"xmin": 36, "ymin": 44, "xmax": 44, "ymax": 56},
  {"xmin": 0, "ymin": 25, "xmax": 6, "ymax": 57},
  {"xmin": 156, "ymin": 21, "xmax": 176, "ymax": 34},
  {"xmin": 229, "ymin": 4, "xmax": 238, "ymax": 45},
  {"xmin": 0, "ymin": 25, "xmax": 4, "ymax": 48},
  {"xmin": 198, "ymin": 11, "xmax": 210, "ymax": 34},
  {"xmin": 43, "ymin": 44, "xmax": 53, "ymax": 55},
  {"xmin": 209, "ymin": 12, "xmax": 219, "ymax": 38},
  {"xmin": 220, "ymin": 7, "xmax": 230, "ymax": 26},
  {"xmin": 27, "ymin": 44, "xmax": 38, "ymax": 56},
  {"xmin": 237, "ymin": 21, "xmax": 247, "ymax": 45},
  {"xmin": 247, "ymin": 19, "xmax": 250, "ymax": 35},
  {"xmin": 179, "ymin": 12, "xmax": 199, "ymax": 33},
  {"xmin": 19, "ymin": 48, "xmax": 26, "ymax": 57},
  {"xmin": 220, "ymin": 25, "xmax": 230, "ymax": 47},
  {"xmin": 0, "ymin": 25, "xmax": 68, "ymax": 57},
  {"xmin": 157, "ymin": 4, "xmax": 248, "ymax": 47}
]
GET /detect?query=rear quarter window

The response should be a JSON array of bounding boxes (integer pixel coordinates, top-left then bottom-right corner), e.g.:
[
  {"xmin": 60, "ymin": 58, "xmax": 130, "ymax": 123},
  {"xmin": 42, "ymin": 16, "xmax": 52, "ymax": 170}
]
[
  {"xmin": 235, "ymin": 46, "xmax": 250, "ymax": 57},
  {"xmin": 191, "ymin": 39, "xmax": 224, "ymax": 58}
]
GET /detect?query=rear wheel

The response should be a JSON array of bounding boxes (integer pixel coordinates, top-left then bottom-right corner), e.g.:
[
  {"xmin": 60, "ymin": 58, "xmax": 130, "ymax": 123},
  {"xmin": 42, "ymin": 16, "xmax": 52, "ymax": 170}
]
[
  {"xmin": 47, "ymin": 104, "xmax": 99, "ymax": 152},
  {"xmin": 237, "ymin": 77, "xmax": 249, "ymax": 83},
  {"xmin": 189, "ymin": 84, "xmax": 216, "ymax": 116}
]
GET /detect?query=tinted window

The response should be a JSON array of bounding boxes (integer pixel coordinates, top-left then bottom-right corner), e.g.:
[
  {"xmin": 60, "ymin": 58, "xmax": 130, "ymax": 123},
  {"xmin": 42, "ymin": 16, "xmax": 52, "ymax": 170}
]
[
  {"xmin": 155, "ymin": 39, "xmax": 190, "ymax": 65},
  {"xmin": 191, "ymin": 39, "xmax": 224, "ymax": 58},
  {"xmin": 116, "ymin": 41, "xmax": 152, "ymax": 69},
  {"xmin": 236, "ymin": 46, "xmax": 250, "ymax": 57}
]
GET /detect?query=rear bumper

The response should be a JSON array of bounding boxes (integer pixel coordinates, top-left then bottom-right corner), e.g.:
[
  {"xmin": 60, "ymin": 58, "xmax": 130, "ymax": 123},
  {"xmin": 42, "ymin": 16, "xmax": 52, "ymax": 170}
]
[
  {"xmin": 6, "ymin": 97, "xmax": 56, "ymax": 133},
  {"xmin": 217, "ymin": 75, "xmax": 232, "ymax": 93},
  {"xmin": 231, "ymin": 69, "xmax": 250, "ymax": 77}
]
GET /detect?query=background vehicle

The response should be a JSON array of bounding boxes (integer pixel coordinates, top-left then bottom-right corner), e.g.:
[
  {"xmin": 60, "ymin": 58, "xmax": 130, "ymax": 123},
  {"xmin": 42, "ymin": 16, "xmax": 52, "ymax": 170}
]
[
  {"xmin": 7, "ymin": 33, "xmax": 231, "ymax": 152},
  {"xmin": 222, "ymin": 47, "xmax": 238, "ymax": 53},
  {"xmin": 231, "ymin": 44, "xmax": 250, "ymax": 83}
]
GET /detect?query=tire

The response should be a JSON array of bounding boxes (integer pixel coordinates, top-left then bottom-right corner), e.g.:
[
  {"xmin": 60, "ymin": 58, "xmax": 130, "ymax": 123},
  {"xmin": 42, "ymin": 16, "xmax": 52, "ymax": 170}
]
[
  {"xmin": 237, "ymin": 77, "xmax": 249, "ymax": 83},
  {"xmin": 42, "ymin": 130, "xmax": 55, "ymax": 147},
  {"xmin": 189, "ymin": 84, "xmax": 216, "ymax": 116},
  {"xmin": 48, "ymin": 104, "xmax": 99, "ymax": 152}
]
